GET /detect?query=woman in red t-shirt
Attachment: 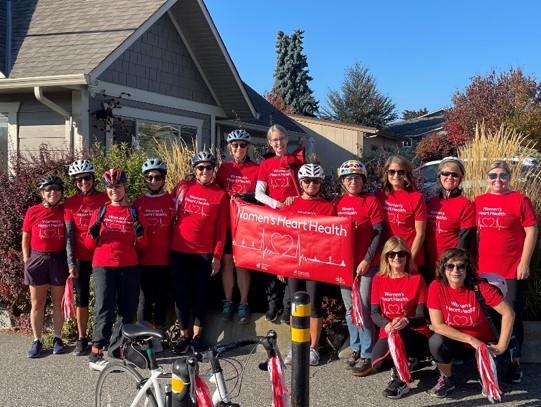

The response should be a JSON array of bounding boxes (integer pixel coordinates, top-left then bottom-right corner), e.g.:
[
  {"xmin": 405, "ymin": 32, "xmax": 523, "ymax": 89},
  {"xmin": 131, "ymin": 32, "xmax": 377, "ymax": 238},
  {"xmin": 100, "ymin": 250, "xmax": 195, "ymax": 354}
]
[
  {"xmin": 427, "ymin": 248, "xmax": 514, "ymax": 398},
  {"xmin": 22, "ymin": 175, "xmax": 68, "ymax": 358},
  {"xmin": 215, "ymin": 129, "xmax": 259, "ymax": 324},
  {"xmin": 425, "ymin": 157, "xmax": 476, "ymax": 282},
  {"xmin": 64, "ymin": 159, "xmax": 109, "ymax": 356},
  {"xmin": 370, "ymin": 237, "xmax": 431, "ymax": 399}
]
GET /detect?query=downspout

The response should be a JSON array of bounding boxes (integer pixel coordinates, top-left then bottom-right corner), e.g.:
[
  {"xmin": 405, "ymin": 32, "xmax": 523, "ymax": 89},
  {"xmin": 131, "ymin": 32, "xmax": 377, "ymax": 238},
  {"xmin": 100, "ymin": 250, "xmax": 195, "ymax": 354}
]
[
  {"xmin": 5, "ymin": 0, "xmax": 12, "ymax": 76},
  {"xmin": 34, "ymin": 86, "xmax": 74, "ymax": 154}
]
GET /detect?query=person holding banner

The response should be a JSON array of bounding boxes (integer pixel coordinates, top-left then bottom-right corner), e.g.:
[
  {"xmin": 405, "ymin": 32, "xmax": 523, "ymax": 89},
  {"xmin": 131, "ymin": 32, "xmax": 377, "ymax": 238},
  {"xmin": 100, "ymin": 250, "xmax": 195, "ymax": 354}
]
[
  {"xmin": 370, "ymin": 237, "xmax": 431, "ymax": 399},
  {"xmin": 215, "ymin": 129, "xmax": 259, "ymax": 324},
  {"xmin": 282, "ymin": 163, "xmax": 336, "ymax": 366},
  {"xmin": 334, "ymin": 160, "xmax": 385, "ymax": 376},
  {"xmin": 255, "ymin": 124, "xmax": 304, "ymax": 322},
  {"xmin": 375, "ymin": 156, "xmax": 427, "ymax": 270},
  {"xmin": 170, "ymin": 151, "xmax": 229, "ymax": 354}
]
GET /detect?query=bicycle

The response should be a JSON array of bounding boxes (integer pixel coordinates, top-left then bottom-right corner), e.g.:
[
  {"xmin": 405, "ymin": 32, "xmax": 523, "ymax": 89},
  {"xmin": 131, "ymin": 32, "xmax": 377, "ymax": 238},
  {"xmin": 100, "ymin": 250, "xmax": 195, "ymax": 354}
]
[{"xmin": 95, "ymin": 323, "xmax": 287, "ymax": 407}]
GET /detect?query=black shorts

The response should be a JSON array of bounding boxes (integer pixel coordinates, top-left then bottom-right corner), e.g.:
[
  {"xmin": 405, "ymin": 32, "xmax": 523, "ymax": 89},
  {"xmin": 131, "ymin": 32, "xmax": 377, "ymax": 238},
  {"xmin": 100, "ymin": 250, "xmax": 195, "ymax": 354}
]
[
  {"xmin": 24, "ymin": 250, "xmax": 69, "ymax": 286},
  {"xmin": 223, "ymin": 229, "xmax": 233, "ymax": 256}
]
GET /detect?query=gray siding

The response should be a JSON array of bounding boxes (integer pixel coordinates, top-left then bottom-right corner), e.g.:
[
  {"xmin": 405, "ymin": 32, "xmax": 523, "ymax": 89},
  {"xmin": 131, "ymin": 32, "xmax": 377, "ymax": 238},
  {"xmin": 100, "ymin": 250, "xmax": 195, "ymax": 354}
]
[{"xmin": 98, "ymin": 14, "xmax": 215, "ymax": 105}]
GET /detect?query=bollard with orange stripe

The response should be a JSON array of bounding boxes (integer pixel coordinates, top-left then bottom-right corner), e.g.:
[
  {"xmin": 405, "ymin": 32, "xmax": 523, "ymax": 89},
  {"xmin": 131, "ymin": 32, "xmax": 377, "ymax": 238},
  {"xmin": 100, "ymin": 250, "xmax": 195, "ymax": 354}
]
[
  {"xmin": 291, "ymin": 291, "xmax": 310, "ymax": 407},
  {"xmin": 171, "ymin": 357, "xmax": 194, "ymax": 406}
]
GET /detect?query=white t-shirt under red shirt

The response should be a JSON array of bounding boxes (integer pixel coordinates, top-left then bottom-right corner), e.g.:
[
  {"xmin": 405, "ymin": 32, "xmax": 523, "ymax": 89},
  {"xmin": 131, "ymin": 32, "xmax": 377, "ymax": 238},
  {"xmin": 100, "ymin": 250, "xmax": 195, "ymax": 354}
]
[
  {"xmin": 257, "ymin": 157, "xmax": 299, "ymax": 203},
  {"xmin": 23, "ymin": 204, "xmax": 65, "ymax": 252}
]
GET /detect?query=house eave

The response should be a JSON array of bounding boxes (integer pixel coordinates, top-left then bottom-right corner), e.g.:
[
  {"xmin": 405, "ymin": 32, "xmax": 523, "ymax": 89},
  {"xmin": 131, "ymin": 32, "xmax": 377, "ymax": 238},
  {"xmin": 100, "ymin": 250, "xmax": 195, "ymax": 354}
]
[{"xmin": 0, "ymin": 74, "xmax": 89, "ymax": 92}]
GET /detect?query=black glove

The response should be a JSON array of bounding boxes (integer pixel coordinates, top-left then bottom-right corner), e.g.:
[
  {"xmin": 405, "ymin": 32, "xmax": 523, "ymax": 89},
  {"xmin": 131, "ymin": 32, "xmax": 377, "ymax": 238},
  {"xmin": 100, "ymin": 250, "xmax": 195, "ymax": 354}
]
[
  {"xmin": 133, "ymin": 221, "xmax": 144, "ymax": 238},
  {"xmin": 88, "ymin": 222, "xmax": 101, "ymax": 240}
]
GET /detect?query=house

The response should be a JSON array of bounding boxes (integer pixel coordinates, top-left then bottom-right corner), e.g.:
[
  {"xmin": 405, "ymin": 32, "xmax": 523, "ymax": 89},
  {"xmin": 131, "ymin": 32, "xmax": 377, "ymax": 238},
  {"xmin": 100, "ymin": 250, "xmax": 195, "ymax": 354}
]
[
  {"xmin": 383, "ymin": 109, "xmax": 446, "ymax": 150},
  {"xmin": 0, "ymin": 0, "xmax": 307, "ymax": 172}
]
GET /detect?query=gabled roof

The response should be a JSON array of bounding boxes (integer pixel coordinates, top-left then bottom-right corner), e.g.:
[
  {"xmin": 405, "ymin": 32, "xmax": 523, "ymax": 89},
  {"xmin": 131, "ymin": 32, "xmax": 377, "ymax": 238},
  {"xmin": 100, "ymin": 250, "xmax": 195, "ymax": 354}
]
[{"xmin": 385, "ymin": 109, "xmax": 446, "ymax": 139}]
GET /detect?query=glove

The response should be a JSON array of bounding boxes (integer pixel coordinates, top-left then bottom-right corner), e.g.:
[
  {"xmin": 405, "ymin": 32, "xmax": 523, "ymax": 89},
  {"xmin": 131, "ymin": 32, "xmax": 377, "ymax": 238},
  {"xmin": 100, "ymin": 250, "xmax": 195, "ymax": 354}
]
[
  {"xmin": 88, "ymin": 222, "xmax": 101, "ymax": 240},
  {"xmin": 133, "ymin": 221, "xmax": 144, "ymax": 238}
]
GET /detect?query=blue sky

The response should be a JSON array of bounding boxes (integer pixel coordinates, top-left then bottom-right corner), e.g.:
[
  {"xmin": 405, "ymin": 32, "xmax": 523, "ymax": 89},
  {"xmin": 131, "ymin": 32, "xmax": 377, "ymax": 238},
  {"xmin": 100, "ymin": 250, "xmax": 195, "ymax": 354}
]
[{"xmin": 204, "ymin": 1, "xmax": 541, "ymax": 120}]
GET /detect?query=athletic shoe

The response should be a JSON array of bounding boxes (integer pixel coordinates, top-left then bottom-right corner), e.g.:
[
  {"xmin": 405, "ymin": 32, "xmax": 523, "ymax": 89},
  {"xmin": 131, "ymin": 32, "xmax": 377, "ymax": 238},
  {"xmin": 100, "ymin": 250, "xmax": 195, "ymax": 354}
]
[
  {"xmin": 237, "ymin": 303, "xmax": 250, "ymax": 324},
  {"xmin": 284, "ymin": 348, "xmax": 293, "ymax": 366},
  {"xmin": 173, "ymin": 336, "xmax": 190, "ymax": 355},
  {"xmin": 265, "ymin": 305, "xmax": 279, "ymax": 322},
  {"xmin": 428, "ymin": 374, "xmax": 455, "ymax": 398},
  {"xmin": 383, "ymin": 378, "xmax": 409, "ymax": 399},
  {"xmin": 27, "ymin": 339, "xmax": 43, "ymax": 359},
  {"xmin": 222, "ymin": 300, "xmax": 234, "ymax": 321},
  {"xmin": 504, "ymin": 361, "xmax": 523, "ymax": 384},
  {"xmin": 309, "ymin": 347, "xmax": 320, "ymax": 366},
  {"xmin": 191, "ymin": 335, "xmax": 206, "ymax": 353},
  {"xmin": 73, "ymin": 338, "xmax": 89, "ymax": 356},
  {"xmin": 346, "ymin": 350, "xmax": 360, "ymax": 369},
  {"xmin": 281, "ymin": 308, "xmax": 291, "ymax": 325},
  {"xmin": 89, "ymin": 352, "xmax": 109, "ymax": 371},
  {"xmin": 352, "ymin": 358, "xmax": 373, "ymax": 377},
  {"xmin": 52, "ymin": 337, "xmax": 66, "ymax": 354}
]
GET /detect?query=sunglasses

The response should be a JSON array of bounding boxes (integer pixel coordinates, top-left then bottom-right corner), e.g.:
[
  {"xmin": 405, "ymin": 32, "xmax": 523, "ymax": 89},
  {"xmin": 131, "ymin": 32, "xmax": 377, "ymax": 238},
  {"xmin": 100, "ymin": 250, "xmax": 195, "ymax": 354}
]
[
  {"xmin": 444, "ymin": 263, "xmax": 467, "ymax": 272},
  {"xmin": 387, "ymin": 169, "xmax": 405, "ymax": 176},
  {"xmin": 301, "ymin": 178, "xmax": 322, "ymax": 185},
  {"xmin": 231, "ymin": 143, "xmax": 248, "ymax": 149},
  {"xmin": 387, "ymin": 251, "xmax": 407, "ymax": 259},
  {"xmin": 42, "ymin": 185, "xmax": 61, "ymax": 192},
  {"xmin": 196, "ymin": 165, "xmax": 214, "ymax": 172},
  {"xmin": 74, "ymin": 175, "xmax": 93, "ymax": 183},
  {"xmin": 344, "ymin": 175, "xmax": 362, "ymax": 183},
  {"xmin": 488, "ymin": 172, "xmax": 510, "ymax": 180},
  {"xmin": 145, "ymin": 175, "xmax": 164, "ymax": 182},
  {"xmin": 440, "ymin": 171, "xmax": 460, "ymax": 178}
]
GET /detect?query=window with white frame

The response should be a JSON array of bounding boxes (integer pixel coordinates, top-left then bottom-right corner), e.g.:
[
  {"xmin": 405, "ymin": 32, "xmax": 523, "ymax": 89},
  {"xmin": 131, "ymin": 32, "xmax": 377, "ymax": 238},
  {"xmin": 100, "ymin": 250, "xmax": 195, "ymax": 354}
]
[
  {"xmin": 402, "ymin": 138, "xmax": 413, "ymax": 148},
  {"xmin": 136, "ymin": 120, "xmax": 197, "ymax": 154}
]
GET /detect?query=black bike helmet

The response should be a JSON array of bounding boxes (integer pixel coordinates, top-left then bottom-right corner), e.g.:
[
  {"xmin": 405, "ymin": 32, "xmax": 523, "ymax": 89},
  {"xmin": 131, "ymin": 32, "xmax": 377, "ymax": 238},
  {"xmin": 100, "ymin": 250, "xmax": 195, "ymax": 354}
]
[{"xmin": 38, "ymin": 175, "xmax": 64, "ymax": 190}]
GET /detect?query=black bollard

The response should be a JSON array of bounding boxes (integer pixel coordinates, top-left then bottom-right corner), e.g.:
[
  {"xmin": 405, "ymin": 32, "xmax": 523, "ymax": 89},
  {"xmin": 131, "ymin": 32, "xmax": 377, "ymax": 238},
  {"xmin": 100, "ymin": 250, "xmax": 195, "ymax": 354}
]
[
  {"xmin": 171, "ymin": 357, "xmax": 194, "ymax": 407},
  {"xmin": 291, "ymin": 291, "xmax": 310, "ymax": 407}
]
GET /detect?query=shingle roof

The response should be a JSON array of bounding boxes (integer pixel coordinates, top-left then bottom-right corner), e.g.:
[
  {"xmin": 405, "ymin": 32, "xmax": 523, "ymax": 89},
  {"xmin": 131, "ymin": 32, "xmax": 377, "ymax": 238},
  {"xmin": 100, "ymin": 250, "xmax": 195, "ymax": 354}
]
[{"xmin": 384, "ymin": 109, "xmax": 446, "ymax": 139}]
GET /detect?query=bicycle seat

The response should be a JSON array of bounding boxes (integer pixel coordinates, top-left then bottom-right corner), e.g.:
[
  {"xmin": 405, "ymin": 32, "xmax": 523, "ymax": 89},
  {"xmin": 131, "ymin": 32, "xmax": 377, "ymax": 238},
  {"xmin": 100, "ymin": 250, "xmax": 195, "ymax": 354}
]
[{"xmin": 122, "ymin": 323, "xmax": 168, "ymax": 341}]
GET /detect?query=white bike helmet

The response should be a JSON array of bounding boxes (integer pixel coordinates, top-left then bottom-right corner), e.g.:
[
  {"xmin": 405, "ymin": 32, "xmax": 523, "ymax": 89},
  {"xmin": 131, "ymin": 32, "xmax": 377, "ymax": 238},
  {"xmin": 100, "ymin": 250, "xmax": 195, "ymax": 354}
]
[
  {"xmin": 142, "ymin": 158, "xmax": 167, "ymax": 174},
  {"xmin": 191, "ymin": 151, "xmax": 216, "ymax": 167},
  {"xmin": 479, "ymin": 273, "xmax": 508, "ymax": 297},
  {"xmin": 227, "ymin": 129, "xmax": 252, "ymax": 144},
  {"xmin": 68, "ymin": 159, "xmax": 96, "ymax": 176},
  {"xmin": 298, "ymin": 164, "xmax": 325, "ymax": 180}
]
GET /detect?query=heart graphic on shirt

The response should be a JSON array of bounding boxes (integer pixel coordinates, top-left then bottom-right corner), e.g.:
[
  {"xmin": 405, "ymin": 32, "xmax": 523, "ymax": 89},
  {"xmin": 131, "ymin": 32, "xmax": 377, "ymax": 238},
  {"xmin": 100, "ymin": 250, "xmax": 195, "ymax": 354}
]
[
  {"xmin": 146, "ymin": 218, "xmax": 159, "ymax": 226},
  {"xmin": 386, "ymin": 304, "xmax": 401, "ymax": 315},
  {"xmin": 480, "ymin": 218, "xmax": 495, "ymax": 227},
  {"xmin": 40, "ymin": 228, "xmax": 58, "ymax": 239},
  {"xmin": 451, "ymin": 315, "xmax": 469, "ymax": 326},
  {"xmin": 186, "ymin": 203, "xmax": 202, "ymax": 214},
  {"xmin": 230, "ymin": 184, "xmax": 245, "ymax": 195},
  {"xmin": 387, "ymin": 213, "xmax": 396, "ymax": 224},
  {"xmin": 270, "ymin": 233, "xmax": 294, "ymax": 256},
  {"xmin": 273, "ymin": 178, "xmax": 289, "ymax": 188},
  {"xmin": 107, "ymin": 222, "xmax": 123, "ymax": 231}
]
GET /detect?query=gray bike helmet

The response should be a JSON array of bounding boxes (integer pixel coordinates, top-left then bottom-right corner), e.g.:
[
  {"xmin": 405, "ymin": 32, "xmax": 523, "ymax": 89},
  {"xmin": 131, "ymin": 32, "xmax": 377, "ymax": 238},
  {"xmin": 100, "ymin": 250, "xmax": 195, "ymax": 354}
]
[
  {"xmin": 68, "ymin": 159, "xmax": 96, "ymax": 176},
  {"xmin": 142, "ymin": 158, "xmax": 167, "ymax": 174},
  {"xmin": 38, "ymin": 175, "xmax": 64, "ymax": 190},
  {"xmin": 227, "ymin": 129, "xmax": 252, "ymax": 144},
  {"xmin": 298, "ymin": 164, "xmax": 325, "ymax": 180},
  {"xmin": 191, "ymin": 151, "xmax": 216, "ymax": 167}
]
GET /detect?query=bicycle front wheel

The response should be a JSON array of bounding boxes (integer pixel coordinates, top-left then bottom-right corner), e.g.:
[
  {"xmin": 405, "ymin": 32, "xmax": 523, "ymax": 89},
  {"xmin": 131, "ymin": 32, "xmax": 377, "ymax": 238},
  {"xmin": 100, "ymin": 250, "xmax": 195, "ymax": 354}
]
[{"xmin": 95, "ymin": 362, "xmax": 159, "ymax": 407}]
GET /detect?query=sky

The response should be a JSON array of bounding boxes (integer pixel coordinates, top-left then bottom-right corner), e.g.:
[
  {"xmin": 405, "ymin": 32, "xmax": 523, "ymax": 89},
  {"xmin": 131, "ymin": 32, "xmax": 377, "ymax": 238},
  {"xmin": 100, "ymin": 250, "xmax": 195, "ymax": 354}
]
[{"xmin": 204, "ymin": 0, "xmax": 541, "ymax": 120}]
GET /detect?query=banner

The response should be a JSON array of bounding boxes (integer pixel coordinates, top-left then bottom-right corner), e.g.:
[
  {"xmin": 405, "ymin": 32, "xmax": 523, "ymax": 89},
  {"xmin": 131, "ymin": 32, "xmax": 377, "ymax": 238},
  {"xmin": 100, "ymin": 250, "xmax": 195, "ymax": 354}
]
[{"xmin": 230, "ymin": 199, "xmax": 354, "ymax": 286}]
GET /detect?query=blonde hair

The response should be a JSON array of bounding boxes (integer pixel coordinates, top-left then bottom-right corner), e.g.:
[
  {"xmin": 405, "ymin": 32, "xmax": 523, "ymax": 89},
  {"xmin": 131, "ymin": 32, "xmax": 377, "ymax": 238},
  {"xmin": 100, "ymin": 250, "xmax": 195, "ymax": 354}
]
[{"xmin": 378, "ymin": 236, "xmax": 414, "ymax": 277}]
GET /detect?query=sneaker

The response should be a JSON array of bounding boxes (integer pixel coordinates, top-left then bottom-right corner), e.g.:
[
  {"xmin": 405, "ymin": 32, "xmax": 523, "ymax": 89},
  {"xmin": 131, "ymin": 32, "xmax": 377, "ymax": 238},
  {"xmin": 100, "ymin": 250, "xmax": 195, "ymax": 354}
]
[
  {"xmin": 504, "ymin": 361, "xmax": 523, "ymax": 384},
  {"xmin": 73, "ymin": 338, "xmax": 89, "ymax": 356},
  {"xmin": 222, "ymin": 300, "xmax": 234, "ymax": 321},
  {"xmin": 27, "ymin": 339, "xmax": 43, "ymax": 359},
  {"xmin": 352, "ymin": 358, "xmax": 373, "ymax": 377},
  {"xmin": 52, "ymin": 337, "xmax": 65, "ymax": 354},
  {"xmin": 237, "ymin": 303, "xmax": 250, "ymax": 324},
  {"xmin": 173, "ymin": 336, "xmax": 190, "ymax": 355},
  {"xmin": 428, "ymin": 374, "xmax": 455, "ymax": 398},
  {"xmin": 284, "ymin": 348, "xmax": 293, "ymax": 366},
  {"xmin": 309, "ymin": 347, "xmax": 320, "ymax": 366},
  {"xmin": 89, "ymin": 352, "xmax": 109, "ymax": 371},
  {"xmin": 265, "ymin": 305, "xmax": 279, "ymax": 322},
  {"xmin": 383, "ymin": 378, "xmax": 410, "ymax": 399},
  {"xmin": 346, "ymin": 350, "xmax": 360, "ymax": 369},
  {"xmin": 281, "ymin": 308, "xmax": 291, "ymax": 325},
  {"xmin": 191, "ymin": 335, "xmax": 206, "ymax": 353}
]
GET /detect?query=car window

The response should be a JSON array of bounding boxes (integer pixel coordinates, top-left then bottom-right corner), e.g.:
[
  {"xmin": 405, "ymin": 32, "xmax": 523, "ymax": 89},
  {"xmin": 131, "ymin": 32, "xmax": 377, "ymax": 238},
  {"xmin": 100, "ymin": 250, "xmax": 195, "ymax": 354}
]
[{"xmin": 420, "ymin": 164, "xmax": 438, "ymax": 183}]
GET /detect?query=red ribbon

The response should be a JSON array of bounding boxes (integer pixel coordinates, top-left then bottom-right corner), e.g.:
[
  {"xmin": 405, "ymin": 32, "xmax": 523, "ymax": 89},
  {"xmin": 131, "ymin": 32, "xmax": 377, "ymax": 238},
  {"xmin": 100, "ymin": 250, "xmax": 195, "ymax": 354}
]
[
  {"xmin": 476, "ymin": 344, "xmax": 502, "ymax": 403},
  {"xmin": 388, "ymin": 330, "xmax": 412, "ymax": 383},
  {"xmin": 350, "ymin": 275, "xmax": 364, "ymax": 329},
  {"xmin": 194, "ymin": 375, "xmax": 214, "ymax": 407},
  {"xmin": 61, "ymin": 277, "xmax": 75, "ymax": 319},
  {"xmin": 268, "ymin": 355, "xmax": 289, "ymax": 407}
]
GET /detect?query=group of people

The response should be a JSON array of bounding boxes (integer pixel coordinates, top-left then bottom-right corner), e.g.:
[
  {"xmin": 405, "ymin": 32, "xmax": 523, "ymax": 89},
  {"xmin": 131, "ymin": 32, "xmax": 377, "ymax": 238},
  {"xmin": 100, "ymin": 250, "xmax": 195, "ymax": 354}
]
[{"xmin": 21, "ymin": 124, "xmax": 536, "ymax": 400}]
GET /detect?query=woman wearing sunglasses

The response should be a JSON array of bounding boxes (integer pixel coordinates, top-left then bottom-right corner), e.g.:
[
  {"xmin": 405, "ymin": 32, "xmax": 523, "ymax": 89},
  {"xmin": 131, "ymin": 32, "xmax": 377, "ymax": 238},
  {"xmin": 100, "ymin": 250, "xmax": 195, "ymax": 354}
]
[
  {"xmin": 375, "ymin": 156, "xmax": 427, "ymax": 271},
  {"xmin": 64, "ymin": 160, "xmax": 108, "ymax": 356},
  {"xmin": 22, "ymin": 175, "xmax": 68, "ymax": 358},
  {"xmin": 370, "ymin": 237, "xmax": 431, "ymax": 399},
  {"xmin": 170, "ymin": 151, "xmax": 229, "ymax": 355},
  {"xmin": 424, "ymin": 157, "xmax": 476, "ymax": 283},
  {"xmin": 215, "ymin": 129, "xmax": 259, "ymax": 324},
  {"xmin": 133, "ymin": 158, "xmax": 175, "ymax": 341},
  {"xmin": 334, "ymin": 160, "xmax": 385, "ymax": 376},
  {"xmin": 474, "ymin": 160, "xmax": 538, "ymax": 383},
  {"xmin": 427, "ymin": 248, "xmax": 514, "ymax": 398}
]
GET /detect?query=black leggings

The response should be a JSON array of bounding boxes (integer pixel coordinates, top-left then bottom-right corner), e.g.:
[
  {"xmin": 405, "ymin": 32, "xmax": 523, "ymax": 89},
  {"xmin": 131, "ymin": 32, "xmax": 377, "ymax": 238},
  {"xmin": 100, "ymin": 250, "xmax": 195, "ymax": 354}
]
[
  {"xmin": 287, "ymin": 277, "xmax": 323, "ymax": 318},
  {"xmin": 73, "ymin": 260, "xmax": 92, "ymax": 307},
  {"xmin": 429, "ymin": 333, "xmax": 475, "ymax": 364},
  {"xmin": 171, "ymin": 251, "xmax": 212, "ymax": 330},
  {"xmin": 371, "ymin": 328, "xmax": 429, "ymax": 372},
  {"xmin": 505, "ymin": 279, "xmax": 525, "ymax": 349},
  {"xmin": 140, "ymin": 265, "xmax": 170, "ymax": 326}
]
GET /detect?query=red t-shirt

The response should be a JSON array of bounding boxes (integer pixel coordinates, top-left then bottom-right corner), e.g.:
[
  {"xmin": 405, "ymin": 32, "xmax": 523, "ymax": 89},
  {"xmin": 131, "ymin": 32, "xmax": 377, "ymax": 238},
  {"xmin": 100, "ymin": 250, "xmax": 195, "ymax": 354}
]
[
  {"xmin": 425, "ymin": 195, "xmax": 476, "ymax": 274},
  {"xmin": 216, "ymin": 159, "xmax": 259, "ymax": 197},
  {"xmin": 257, "ymin": 156, "xmax": 300, "ymax": 203},
  {"xmin": 335, "ymin": 194, "xmax": 385, "ymax": 266},
  {"xmin": 133, "ymin": 193, "xmax": 176, "ymax": 265},
  {"xmin": 286, "ymin": 196, "xmax": 336, "ymax": 216},
  {"xmin": 170, "ymin": 180, "xmax": 229, "ymax": 259},
  {"xmin": 375, "ymin": 189, "xmax": 427, "ymax": 265},
  {"xmin": 475, "ymin": 192, "xmax": 537, "ymax": 279},
  {"xmin": 371, "ymin": 273, "xmax": 431, "ymax": 338},
  {"xmin": 85, "ymin": 204, "xmax": 147, "ymax": 267},
  {"xmin": 427, "ymin": 280, "xmax": 503, "ymax": 345},
  {"xmin": 64, "ymin": 192, "xmax": 109, "ymax": 261},
  {"xmin": 22, "ymin": 204, "xmax": 66, "ymax": 252}
]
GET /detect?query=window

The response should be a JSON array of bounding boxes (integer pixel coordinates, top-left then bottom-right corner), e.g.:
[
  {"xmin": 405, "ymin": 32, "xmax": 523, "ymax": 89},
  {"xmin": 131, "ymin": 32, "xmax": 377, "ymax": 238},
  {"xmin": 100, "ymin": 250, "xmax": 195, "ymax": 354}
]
[
  {"xmin": 402, "ymin": 139, "xmax": 413, "ymax": 148},
  {"xmin": 136, "ymin": 120, "xmax": 197, "ymax": 154}
]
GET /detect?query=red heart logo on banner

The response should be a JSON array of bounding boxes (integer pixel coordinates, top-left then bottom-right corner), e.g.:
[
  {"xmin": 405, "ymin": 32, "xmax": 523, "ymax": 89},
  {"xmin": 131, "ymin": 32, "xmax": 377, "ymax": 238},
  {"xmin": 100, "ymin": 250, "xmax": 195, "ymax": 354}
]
[{"xmin": 270, "ymin": 233, "xmax": 294, "ymax": 256}]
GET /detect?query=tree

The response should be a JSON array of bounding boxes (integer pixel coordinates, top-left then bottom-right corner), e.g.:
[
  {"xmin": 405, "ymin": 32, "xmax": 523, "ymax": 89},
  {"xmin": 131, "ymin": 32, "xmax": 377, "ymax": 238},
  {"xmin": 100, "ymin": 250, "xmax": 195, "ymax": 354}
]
[
  {"xmin": 272, "ymin": 30, "xmax": 318, "ymax": 116},
  {"xmin": 415, "ymin": 131, "xmax": 468, "ymax": 162},
  {"xmin": 321, "ymin": 61, "xmax": 397, "ymax": 128},
  {"xmin": 264, "ymin": 89, "xmax": 293, "ymax": 114},
  {"xmin": 402, "ymin": 108, "xmax": 428, "ymax": 120},
  {"xmin": 445, "ymin": 67, "xmax": 541, "ymax": 145}
]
